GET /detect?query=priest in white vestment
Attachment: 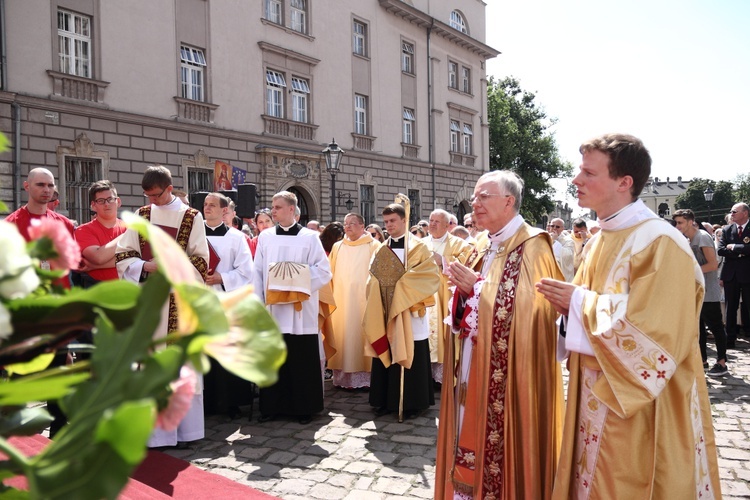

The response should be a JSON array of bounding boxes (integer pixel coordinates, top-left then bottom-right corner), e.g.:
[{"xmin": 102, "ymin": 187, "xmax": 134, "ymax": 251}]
[
  {"xmin": 252, "ymin": 191, "xmax": 332, "ymax": 425},
  {"xmin": 201, "ymin": 192, "xmax": 255, "ymax": 418},
  {"xmin": 116, "ymin": 165, "xmax": 209, "ymax": 448}
]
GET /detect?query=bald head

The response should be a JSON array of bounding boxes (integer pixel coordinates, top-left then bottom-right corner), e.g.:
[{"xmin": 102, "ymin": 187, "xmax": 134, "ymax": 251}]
[
  {"xmin": 429, "ymin": 209, "xmax": 451, "ymax": 238},
  {"xmin": 24, "ymin": 168, "xmax": 56, "ymax": 213},
  {"xmin": 548, "ymin": 218, "xmax": 565, "ymax": 237}
]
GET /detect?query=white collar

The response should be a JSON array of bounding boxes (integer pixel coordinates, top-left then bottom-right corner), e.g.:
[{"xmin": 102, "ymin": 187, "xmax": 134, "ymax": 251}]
[
  {"xmin": 598, "ymin": 199, "xmax": 657, "ymax": 231},
  {"xmin": 279, "ymin": 222, "xmax": 296, "ymax": 231},
  {"xmin": 206, "ymin": 221, "xmax": 224, "ymax": 230},
  {"xmin": 488, "ymin": 214, "xmax": 524, "ymax": 244},
  {"xmin": 153, "ymin": 195, "xmax": 181, "ymax": 212},
  {"xmin": 429, "ymin": 232, "xmax": 449, "ymax": 244}
]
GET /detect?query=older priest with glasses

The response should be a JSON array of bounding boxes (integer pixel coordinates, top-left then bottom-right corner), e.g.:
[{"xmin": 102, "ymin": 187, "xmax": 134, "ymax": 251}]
[{"xmin": 435, "ymin": 170, "xmax": 563, "ymax": 500}]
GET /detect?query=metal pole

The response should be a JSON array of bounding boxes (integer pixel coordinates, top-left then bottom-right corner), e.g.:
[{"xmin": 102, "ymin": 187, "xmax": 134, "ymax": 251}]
[
  {"xmin": 330, "ymin": 172, "xmax": 336, "ymax": 222},
  {"xmin": 708, "ymin": 202, "xmax": 712, "ymax": 225}
]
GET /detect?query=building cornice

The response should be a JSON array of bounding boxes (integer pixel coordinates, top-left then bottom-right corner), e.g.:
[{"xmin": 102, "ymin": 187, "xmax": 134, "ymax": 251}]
[
  {"xmin": 257, "ymin": 41, "xmax": 321, "ymax": 66},
  {"xmin": 378, "ymin": 0, "xmax": 500, "ymax": 60}
]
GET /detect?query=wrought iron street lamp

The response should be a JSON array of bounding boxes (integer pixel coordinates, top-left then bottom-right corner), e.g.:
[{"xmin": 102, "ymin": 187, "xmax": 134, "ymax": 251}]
[
  {"xmin": 704, "ymin": 186, "xmax": 714, "ymax": 224},
  {"xmin": 322, "ymin": 138, "xmax": 344, "ymax": 222},
  {"xmin": 338, "ymin": 192, "xmax": 354, "ymax": 212}
]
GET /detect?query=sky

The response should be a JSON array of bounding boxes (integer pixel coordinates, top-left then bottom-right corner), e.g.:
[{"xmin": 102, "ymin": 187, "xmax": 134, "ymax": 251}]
[{"xmin": 485, "ymin": 0, "xmax": 750, "ymax": 189}]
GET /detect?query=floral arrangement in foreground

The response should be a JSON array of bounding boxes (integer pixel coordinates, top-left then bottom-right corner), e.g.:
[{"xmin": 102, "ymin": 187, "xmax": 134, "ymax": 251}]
[{"xmin": 0, "ymin": 206, "xmax": 286, "ymax": 499}]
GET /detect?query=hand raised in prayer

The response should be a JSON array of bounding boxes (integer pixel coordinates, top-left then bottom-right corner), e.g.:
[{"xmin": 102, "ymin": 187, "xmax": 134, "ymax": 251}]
[
  {"xmin": 447, "ymin": 261, "xmax": 479, "ymax": 297},
  {"xmin": 535, "ymin": 278, "xmax": 576, "ymax": 316}
]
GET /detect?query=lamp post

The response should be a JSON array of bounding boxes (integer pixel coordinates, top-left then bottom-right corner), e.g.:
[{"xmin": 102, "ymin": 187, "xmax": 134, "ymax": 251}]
[
  {"xmin": 323, "ymin": 138, "xmax": 344, "ymax": 222},
  {"xmin": 703, "ymin": 186, "xmax": 714, "ymax": 224}
]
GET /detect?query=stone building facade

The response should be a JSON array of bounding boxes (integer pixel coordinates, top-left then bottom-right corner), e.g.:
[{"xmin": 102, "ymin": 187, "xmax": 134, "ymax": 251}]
[{"xmin": 0, "ymin": 0, "xmax": 497, "ymax": 227}]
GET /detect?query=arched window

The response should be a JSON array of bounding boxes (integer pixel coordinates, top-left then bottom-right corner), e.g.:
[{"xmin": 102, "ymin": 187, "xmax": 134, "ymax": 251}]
[{"xmin": 450, "ymin": 11, "xmax": 467, "ymax": 34}]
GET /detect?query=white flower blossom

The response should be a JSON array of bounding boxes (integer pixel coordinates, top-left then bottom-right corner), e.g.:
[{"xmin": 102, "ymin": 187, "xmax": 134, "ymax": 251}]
[{"xmin": 0, "ymin": 221, "xmax": 40, "ymax": 300}]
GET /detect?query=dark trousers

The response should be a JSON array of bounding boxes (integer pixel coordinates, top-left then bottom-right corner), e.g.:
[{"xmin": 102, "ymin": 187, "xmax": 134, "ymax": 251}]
[
  {"xmin": 700, "ymin": 302, "xmax": 727, "ymax": 363},
  {"xmin": 723, "ymin": 279, "xmax": 750, "ymax": 342}
]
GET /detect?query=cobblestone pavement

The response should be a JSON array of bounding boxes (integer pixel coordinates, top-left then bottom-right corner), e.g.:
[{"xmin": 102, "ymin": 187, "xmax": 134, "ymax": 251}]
[{"xmin": 163, "ymin": 340, "xmax": 750, "ymax": 499}]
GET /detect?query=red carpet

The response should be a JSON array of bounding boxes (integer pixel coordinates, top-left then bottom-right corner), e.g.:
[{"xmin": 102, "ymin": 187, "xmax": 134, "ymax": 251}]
[{"xmin": 3, "ymin": 435, "xmax": 277, "ymax": 499}]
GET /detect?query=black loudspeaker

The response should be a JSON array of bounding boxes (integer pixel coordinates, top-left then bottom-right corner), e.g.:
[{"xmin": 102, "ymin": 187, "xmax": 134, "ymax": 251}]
[
  {"xmin": 236, "ymin": 183, "xmax": 257, "ymax": 219},
  {"xmin": 190, "ymin": 191, "xmax": 209, "ymax": 211},
  {"xmin": 220, "ymin": 189, "xmax": 238, "ymax": 204}
]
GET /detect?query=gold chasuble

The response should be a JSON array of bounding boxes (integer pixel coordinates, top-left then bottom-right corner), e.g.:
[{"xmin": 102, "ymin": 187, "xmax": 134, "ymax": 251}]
[
  {"xmin": 363, "ymin": 235, "xmax": 439, "ymax": 369},
  {"xmin": 323, "ymin": 235, "xmax": 380, "ymax": 371},
  {"xmin": 427, "ymin": 233, "xmax": 472, "ymax": 365},
  {"xmin": 552, "ymin": 217, "xmax": 721, "ymax": 499},
  {"xmin": 435, "ymin": 223, "xmax": 564, "ymax": 500}
]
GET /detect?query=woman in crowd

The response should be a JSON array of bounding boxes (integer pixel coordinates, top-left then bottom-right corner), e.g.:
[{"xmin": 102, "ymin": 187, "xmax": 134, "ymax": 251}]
[
  {"xmin": 410, "ymin": 225, "xmax": 426, "ymax": 238},
  {"xmin": 249, "ymin": 208, "xmax": 274, "ymax": 258},
  {"xmin": 320, "ymin": 221, "xmax": 344, "ymax": 255},
  {"xmin": 366, "ymin": 224, "xmax": 386, "ymax": 243}
]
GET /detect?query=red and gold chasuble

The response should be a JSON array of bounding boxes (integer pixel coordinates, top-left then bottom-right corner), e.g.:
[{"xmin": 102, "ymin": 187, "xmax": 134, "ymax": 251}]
[
  {"xmin": 115, "ymin": 205, "xmax": 207, "ymax": 333},
  {"xmin": 453, "ymin": 243, "xmax": 524, "ymax": 496},
  {"xmin": 435, "ymin": 224, "xmax": 563, "ymax": 500}
]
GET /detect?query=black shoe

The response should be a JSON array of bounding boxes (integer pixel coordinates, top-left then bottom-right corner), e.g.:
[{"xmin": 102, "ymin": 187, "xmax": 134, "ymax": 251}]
[
  {"xmin": 227, "ymin": 406, "xmax": 241, "ymax": 419},
  {"xmin": 373, "ymin": 406, "xmax": 390, "ymax": 417},
  {"xmin": 175, "ymin": 441, "xmax": 190, "ymax": 449},
  {"xmin": 324, "ymin": 369, "xmax": 333, "ymax": 380},
  {"xmin": 298, "ymin": 414, "xmax": 312, "ymax": 425},
  {"xmin": 703, "ymin": 362, "xmax": 709, "ymax": 371},
  {"xmin": 258, "ymin": 414, "xmax": 276, "ymax": 423},
  {"xmin": 404, "ymin": 410, "xmax": 421, "ymax": 420},
  {"xmin": 707, "ymin": 363, "xmax": 728, "ymax": 377}
]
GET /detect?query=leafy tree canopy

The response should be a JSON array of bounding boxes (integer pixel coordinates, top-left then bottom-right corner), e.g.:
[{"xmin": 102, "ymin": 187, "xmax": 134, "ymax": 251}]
[
  {"xmin": 733, "ymin": 173, "xmax": 750, "ymax": 205},
  {"xmin": 487, "ymin": 76, "xmax": 573, "ymax": 224},
  {"xmin": 674, "ymin": 178, "xmax": 734, "ymax": 225}
]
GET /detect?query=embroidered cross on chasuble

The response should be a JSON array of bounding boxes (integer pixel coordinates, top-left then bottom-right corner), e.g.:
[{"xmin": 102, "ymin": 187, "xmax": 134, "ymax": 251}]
[
  {"xmin": 452, "ymin": 242, "xmax": 525, "ymax": 498},
  {"xmin": 368, "ymin": 247, "xmax": 406, "ymax": 361}
]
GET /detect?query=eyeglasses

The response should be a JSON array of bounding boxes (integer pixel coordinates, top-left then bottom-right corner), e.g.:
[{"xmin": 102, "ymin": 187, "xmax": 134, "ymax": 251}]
[
  {"xmin": 94, "ymin": 196, "xmax": 118, "ymax": 205},
  {"xmin": 470, "ymin": 192, "xmax": 511, "ymax": 204},
  {"xmin": 143, "ymin": 188, "xmax": 167, "ymax": 199},
  {"xmin": 343, "ymin": 222, "xmax": 362, "ymax": 227},
  {"xmin": 418, "ymin": 222, "xmax": 428, "ymax": 227},
  {"xmin": 730, "ymin": 210, "xmax": 741, "ymax": 214}
]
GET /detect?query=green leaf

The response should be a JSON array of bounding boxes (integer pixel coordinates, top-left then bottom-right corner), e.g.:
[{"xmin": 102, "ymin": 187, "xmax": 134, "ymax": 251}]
[
  {"xmin": 0, "ymin": 407, "xmax": 53, "ymax": 437},
  {"xmin": 0, "ymin": 372, "xmax": 90, "ymax": 405},
  {"xmin": 0, "ymin": 486, "xmax": 31, "ymax": 499},
  {"xmin": 94, "ymin": 400, "xmax": 155, "ymax": 465},
  {"xmin": 199, "ymin": 292, "xmax": 286, "ymax": 388},
  {"xmin": 4, "ymin": 353, "xmax": 55, "ymax": 377},
  {"xmin": 6, "ymin": 281, "xmax": 140, "ymax": 344},
  {"xmin": 173, "ymin": 283, "xmax": 229, "ymax": 336}
]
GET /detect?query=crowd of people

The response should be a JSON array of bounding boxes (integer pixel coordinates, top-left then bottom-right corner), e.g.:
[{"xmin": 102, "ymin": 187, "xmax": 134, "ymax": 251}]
[{"xmin": 5, "ymin": 131, "xmax": 739, "ymax": 498}]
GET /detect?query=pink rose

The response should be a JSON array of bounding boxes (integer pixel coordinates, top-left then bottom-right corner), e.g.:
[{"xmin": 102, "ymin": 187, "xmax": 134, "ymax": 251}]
[
  {"xmin": 155, "ymin": 365, "xmax": 197, "ymax": 431},
  {"xmin": 28, "ymin": 218, "xmax": 81, "ymax": 271}
]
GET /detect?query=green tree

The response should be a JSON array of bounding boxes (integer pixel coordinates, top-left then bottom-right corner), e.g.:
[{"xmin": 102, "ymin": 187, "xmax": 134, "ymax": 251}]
[
  {"xmin": 733, "ymin": 173, "xmax": 750, "ymax": 204},
  {"xmin": 487, "ymin": 76, "xmax": 573, "ymax": 224},
  {"xmin": 674, "ymin": 178, "xmax": 734, "ymax": 225}
]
